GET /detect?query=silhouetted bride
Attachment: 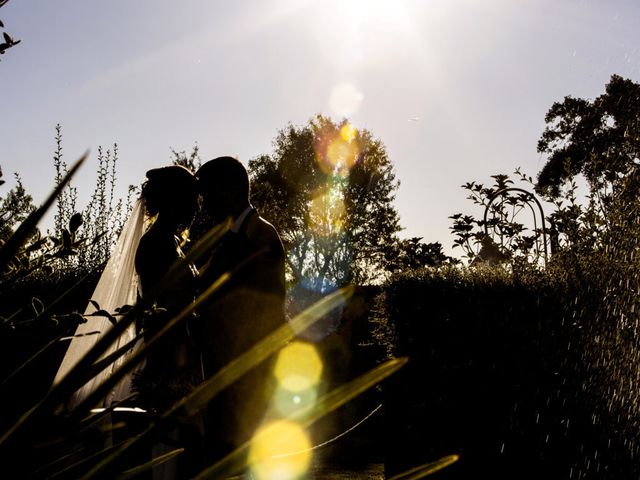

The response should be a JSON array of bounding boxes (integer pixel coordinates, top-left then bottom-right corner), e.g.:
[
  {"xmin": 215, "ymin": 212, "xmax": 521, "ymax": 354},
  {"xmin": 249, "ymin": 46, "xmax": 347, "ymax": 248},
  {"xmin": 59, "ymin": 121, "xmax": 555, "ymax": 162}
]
[
  {"xmin": 53, "ymin": 165, "xmax": 200, "ymax": 412},
  {"xmin": 133, "ymin": 165, "xmax": 201, "ymax": 411}
]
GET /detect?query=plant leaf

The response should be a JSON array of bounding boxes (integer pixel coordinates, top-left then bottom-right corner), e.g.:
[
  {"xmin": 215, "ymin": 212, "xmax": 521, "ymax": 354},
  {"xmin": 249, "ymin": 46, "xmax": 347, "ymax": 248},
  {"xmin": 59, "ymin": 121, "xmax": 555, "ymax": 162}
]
[
  {"xmin": 114, "ymin": 304, "xmax": 133, "ymax": 315},
  {"xmin": 89, "ymin": 309, "xmax": 117, "ymax": 325},
  {"xmin": 0, "ymin": 152, "xmax": 87, "ymax": 272},
  {"xmin": 31, "ymin": 297, "xmax": 44, "ymax": 316},
  {"xmin": 387, "ymin": 455, "xmax": 460, "ymax": 480},
  {"xmin": 69, "ymin": 212, "xmax": 83, "ymax": 233},
  {"xmin": 116, "ymin": 448, "xmax": 185, "ymax": 480}
]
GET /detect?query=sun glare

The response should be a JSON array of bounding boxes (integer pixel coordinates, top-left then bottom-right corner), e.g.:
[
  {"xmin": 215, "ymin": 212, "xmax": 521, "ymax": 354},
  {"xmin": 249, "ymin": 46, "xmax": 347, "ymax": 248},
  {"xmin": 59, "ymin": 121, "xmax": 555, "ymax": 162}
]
[
  {"xmin": 312, "ymin": 0, "xmax": 417, "ymax": 71},
  {"xmin": 274, "ymin": 341, "xmax": 324, "ymax": 392},
  {"xmin": 249, "ymin": 420, "xmax": 312, "ymax": 480},
  {"xmin": 329, "ymin": 82, "xmax": 364, "ymax": 117},
  {"xmin": 315, "ymin": 123, "xmax": 361, "ymax": 175},
  {"xmin": 340, "ymin": 123, "xmax": 357, "ymax": 143}
]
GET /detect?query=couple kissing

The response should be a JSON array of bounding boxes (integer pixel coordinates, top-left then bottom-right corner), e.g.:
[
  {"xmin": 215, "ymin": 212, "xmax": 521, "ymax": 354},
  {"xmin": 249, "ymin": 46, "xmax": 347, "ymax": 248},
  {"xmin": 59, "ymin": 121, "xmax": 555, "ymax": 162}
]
[{"xmin": 54, "ymin": 156, "xmax": 287, "ymax": 476}]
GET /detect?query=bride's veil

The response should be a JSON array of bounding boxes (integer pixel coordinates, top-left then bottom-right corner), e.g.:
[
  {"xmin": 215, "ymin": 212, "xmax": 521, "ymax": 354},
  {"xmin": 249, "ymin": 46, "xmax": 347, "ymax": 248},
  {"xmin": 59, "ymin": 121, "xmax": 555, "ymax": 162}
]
[{"xmin": 53, "ymin": 199, "xmax": 147, "ymax": 409}]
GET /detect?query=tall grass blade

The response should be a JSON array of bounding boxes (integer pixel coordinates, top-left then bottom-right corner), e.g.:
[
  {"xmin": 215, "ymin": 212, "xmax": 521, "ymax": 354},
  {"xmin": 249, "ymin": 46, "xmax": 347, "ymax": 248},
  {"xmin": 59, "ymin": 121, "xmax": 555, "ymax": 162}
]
[
  {"xmin": 115, "ymin": 448, "xmax": 185, "ymax": 480},
  {"xmin": 44, "ymin": 440, "xmax": 128, "ymax": 480},
  {"xmin": 0, "ymin": 152, "xmax": 88, "ymax": 272},
  {"xmin": 161, "ymin": 218, "xmax": 232, "ymax": 291},
  {"xmin": 37, "ymin": 269, "xmax": 97, "ymax": 321},
  {"xmin": 181, "ymin": 285, "xmax": 355, "ymax": 416},
  {"xmin": 69, "ymin": 251, "xmax": 236, "ymax": 421},
  {"xmin": 65, "ymin": 220, "xmax": 230, "ymax": 410},
  {"xmin": 0, "ymin": 334, "xmax": 62, "ymax": 388},
  {"xmin": 76, "ymin": 393, "xmax": 139, "ymax": 435},
  {"xmin": 388, "ymin": 454, "xmax": 460, "ymax": 480},
  {"xmin": 78, "ymin": 332, "xmax": 142, "ymax": 385},
  {"xmin": 3, "ymin": 268, "xmax": 95, "ymax": 329},
  {"xmin": 1, "ymin": 270, "xmax": 103, "ymax": 389},
  {"xmin": 79, "ymin": 286, "xmax": 354, "ymax": 479},
  {"xmin": 0, "ymin": 220, "xmax": 229, "ymax": 447},
  {"xmin": 194, "ymin": 356, "xmax": 407, "ymax": 480}
]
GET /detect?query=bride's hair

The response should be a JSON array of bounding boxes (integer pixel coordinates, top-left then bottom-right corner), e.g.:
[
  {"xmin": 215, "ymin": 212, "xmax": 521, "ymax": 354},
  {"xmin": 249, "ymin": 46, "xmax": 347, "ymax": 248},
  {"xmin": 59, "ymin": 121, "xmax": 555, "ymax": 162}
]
[{"xmin": 141, "ymin": 165, "xmax": 198, "ymax": 230}]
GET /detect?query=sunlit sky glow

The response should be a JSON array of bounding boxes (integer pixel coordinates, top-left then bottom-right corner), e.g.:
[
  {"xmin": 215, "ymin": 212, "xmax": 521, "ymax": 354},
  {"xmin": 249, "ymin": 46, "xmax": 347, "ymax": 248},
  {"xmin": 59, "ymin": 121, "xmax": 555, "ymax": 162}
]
[{"xmin": 1, "ymin": 0, "xmax": 639, "ymax": 255}]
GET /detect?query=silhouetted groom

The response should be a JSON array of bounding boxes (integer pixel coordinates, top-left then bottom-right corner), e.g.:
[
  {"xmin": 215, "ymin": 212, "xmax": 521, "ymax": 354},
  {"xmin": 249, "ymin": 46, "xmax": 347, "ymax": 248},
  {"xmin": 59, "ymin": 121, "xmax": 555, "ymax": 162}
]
[{"xmin": 196, "ymin": 156, "xmax": 287, "ymax": 459}]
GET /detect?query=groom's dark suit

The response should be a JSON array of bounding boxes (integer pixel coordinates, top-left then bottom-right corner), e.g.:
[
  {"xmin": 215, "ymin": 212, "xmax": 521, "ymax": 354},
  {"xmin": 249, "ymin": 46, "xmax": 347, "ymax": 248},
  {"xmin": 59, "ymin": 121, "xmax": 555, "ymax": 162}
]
[{"xmin": 198, "ymin": 208, "xmax": 287, "ymax": 455}]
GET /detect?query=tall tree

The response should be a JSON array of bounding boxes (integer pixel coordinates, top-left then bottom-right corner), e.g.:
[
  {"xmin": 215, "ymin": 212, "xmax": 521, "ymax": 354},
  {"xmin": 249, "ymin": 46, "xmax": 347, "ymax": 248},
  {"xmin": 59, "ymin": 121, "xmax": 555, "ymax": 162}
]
[
  {"xmin": 249, "ymin": 115, "xmax": 401, "ymax": 286},
  {"xmin": 537, "ymin": 74, "xmax": 640, "ymax": 201},
  {"xmin": 536, "ymin": 74, "xmax": 640, "ymax": 249}
]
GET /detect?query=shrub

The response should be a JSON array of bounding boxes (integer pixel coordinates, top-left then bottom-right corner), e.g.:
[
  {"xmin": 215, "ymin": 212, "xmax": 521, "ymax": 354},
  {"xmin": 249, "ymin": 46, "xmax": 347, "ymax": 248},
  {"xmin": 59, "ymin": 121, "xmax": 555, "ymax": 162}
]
[{"xmin": 374, "ymin": 264, "xmax": 638, "ymax": 478}]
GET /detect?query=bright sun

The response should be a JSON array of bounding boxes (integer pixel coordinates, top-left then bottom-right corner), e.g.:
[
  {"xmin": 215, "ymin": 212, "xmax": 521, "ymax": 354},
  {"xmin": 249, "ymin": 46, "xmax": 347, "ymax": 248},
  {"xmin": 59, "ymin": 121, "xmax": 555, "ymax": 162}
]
[{"xmin": 308, "ymin": 0, "xmax": 418, "ymax": 69}]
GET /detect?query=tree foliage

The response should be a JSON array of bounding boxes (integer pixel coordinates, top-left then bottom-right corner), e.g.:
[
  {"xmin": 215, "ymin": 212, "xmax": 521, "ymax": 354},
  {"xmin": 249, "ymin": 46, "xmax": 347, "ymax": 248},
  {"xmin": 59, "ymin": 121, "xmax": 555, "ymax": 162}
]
[
  {"xmin": 385, "ymin": 237, "xmax": 452, "ymax": 272},
  {"xmin": 536, "ymin": 74, "xmax": 640, "ymax": 252},
  {"xmin": 449, "ymin": 170, "xmax": 547, "ymax": 266},
  {"xmin": 0, "ymin": 168, "xmax": 35, "ymax": 243},
  {"xmin": 249, "ymin": 115, "xmax": 403, "ymax": 286},
  {"xmin": 52, "ymin": 126, "xmax": 134, "ymax": 270},
  {"xmin": 537, "ymin": 74, "xmax": 640, "ymax": 201},
  {"xmin": 170, "ymin": 143, "xmax": 202, "ymax": 173},
  {"xmin": 0, "ymin": 155, "xmax": 88, "ymax": 285},
  {"xmin": 0, "ymin": 1, "xmax": 21, "ymax": 61}
]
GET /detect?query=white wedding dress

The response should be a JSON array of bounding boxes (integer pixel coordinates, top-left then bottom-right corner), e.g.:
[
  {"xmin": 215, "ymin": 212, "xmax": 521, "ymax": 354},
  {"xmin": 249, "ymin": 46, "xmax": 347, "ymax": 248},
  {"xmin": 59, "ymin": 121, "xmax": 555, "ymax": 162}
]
[{"xmin": 53, "ymin": 200, "xmax": 147, "ymax": 410}]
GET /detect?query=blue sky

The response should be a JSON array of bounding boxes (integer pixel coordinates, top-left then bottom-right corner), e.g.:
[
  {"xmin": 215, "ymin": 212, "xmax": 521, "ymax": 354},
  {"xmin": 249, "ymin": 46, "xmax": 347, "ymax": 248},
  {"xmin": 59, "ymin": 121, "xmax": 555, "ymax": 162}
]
[{"xmin": 1, "ymin": 0, "xmax": 639, "ymax": 255}]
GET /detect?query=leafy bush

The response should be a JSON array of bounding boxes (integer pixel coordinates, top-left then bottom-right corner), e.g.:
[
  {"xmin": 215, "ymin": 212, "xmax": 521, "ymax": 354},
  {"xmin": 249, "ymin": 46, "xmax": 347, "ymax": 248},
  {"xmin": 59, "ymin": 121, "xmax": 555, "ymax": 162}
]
[
  {"xmin": 449, "ymin": 170, "xmax": 549, "ymax": 267},
  {"xmin": 373, "ymin": 259, "xmax": 639, "ymax": 478},
  {"xmin": 52, "ymin": 125, "xmax": 136, "ymax": 273},
  {"xmin": 0, "ymin": 168, "xmax": 35, "ymax": 243}
]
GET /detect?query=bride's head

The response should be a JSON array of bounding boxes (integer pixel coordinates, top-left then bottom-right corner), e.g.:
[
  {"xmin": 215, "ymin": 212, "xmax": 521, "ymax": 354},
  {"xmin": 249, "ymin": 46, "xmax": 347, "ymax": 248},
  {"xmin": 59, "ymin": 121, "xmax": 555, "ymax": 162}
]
[{"xmin": 142, "ymin": 165, "xmax": 198, "ymax": 229}]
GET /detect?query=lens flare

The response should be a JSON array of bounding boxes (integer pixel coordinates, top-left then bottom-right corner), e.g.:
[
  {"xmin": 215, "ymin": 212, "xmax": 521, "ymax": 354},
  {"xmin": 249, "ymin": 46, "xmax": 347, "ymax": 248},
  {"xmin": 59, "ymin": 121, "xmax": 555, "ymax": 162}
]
[
  {"xmin": 327, "ymin": 137, "xmax": 359, "ymax": 175},
  {"xmin": 340, "ymin": 123, "xmax": 357, "ymax": 143},
  {"xmin": 249, "ymin": 420, "xmax": 312, "ymax": 480},
  {"xmin": 314, "ymin": 122, "xmax": 361, "ymax": 176},
  {"xmin": 272, "ymin": 384, "xmax": 319, "ymax": 416},
  {"xmin": 309, "ymin": 188, "xmax": 346, "ymax": 236},
  {"xmin": 274, "ymin": 341, "xmax": 323, "ymax": 392},
  {"xmin": 315, "ymin": 136, "xmax": 360, "ymax": 176},
  {"xmin": 287, "ymin": 278, "xmax": 346, "ymax": 342}
]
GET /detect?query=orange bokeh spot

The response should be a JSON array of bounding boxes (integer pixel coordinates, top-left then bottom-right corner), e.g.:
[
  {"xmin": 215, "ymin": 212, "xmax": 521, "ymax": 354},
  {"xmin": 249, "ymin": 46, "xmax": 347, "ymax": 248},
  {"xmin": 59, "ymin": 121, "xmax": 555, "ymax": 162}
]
[
  {"xmin": 274, "ymin": 341, "xmax": 323, "ymax": 392},
  {"xmin": 315, "ymin": 125, "xmax": 360, "ymax": 176},
  {"xmin": 326, "ymin": 137, "xmax": 359, "ymax": 175},
  {"xmin": 340, "ymin": 123, "xmax": 357, "ymax": 143},
  {"xmin": 249, "ymin": 420, "xmax": 312, "ymax": 480}
]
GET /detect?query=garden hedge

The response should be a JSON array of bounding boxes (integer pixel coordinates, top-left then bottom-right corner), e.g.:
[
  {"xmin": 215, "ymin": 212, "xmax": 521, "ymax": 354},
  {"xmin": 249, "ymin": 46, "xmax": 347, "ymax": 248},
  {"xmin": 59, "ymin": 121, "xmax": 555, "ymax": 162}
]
[{"xmin": 373, "ymin": 264, "xmax": 637, "ymax": 479}]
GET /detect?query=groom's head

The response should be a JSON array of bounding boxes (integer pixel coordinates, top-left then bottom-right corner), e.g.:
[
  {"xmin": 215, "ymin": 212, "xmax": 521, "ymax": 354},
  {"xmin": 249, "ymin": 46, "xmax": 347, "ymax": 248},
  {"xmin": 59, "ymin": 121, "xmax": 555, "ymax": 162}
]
[{"xmin": 197, "ymin": 156, "xmax": 250, "ymax": 222}]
